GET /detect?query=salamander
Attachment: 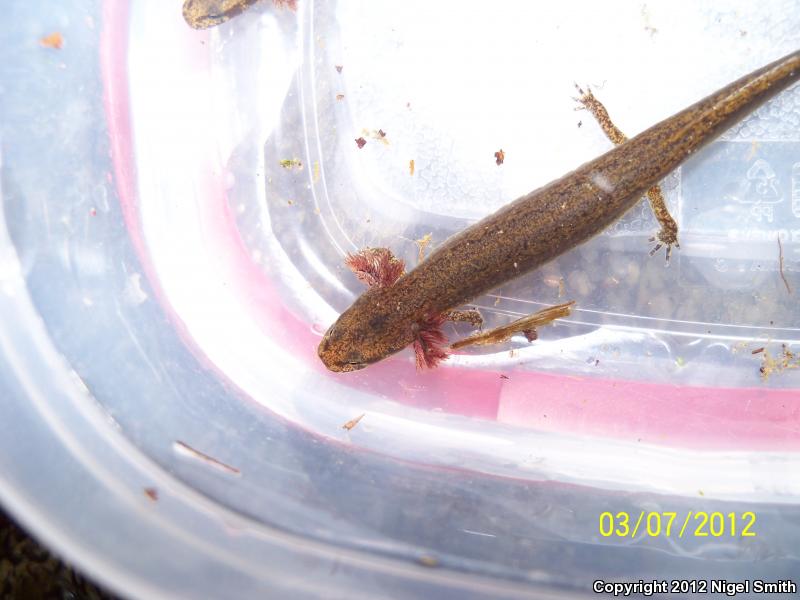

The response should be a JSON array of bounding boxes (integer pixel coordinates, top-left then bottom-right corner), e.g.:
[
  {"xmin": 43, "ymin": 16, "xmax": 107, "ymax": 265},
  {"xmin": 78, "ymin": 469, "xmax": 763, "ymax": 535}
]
[{"xmin": 318, "ymin": 50, "xmax": 800, "ymax": 372}]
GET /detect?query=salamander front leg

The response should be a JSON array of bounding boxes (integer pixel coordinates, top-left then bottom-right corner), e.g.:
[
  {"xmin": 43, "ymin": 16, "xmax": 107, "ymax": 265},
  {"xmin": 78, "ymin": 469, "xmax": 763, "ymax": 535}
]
[
  {"xmin": 443, "ymin": 308, "xmax": 483, "ymax": 329},
  {"xmin": 450, "ymin": 302, "xmax": 575, "ymax": 350}
]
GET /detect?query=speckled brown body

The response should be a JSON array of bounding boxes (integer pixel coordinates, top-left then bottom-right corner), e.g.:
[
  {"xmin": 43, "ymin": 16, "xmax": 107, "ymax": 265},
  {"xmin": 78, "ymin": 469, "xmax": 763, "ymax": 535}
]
[
  {"xmin": 183, "ymin": 0, "xmax": 261, "ymax": 29},
  {"xmin": 319, "ymin": 50, "xmax": 800, "ymax": 372}
]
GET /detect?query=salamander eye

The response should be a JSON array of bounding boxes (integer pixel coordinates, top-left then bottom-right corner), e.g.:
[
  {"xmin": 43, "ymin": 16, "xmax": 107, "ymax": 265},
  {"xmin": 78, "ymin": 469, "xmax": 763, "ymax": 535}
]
[
  {"xmin": 345, "ymin": 350, "xmax": 364, "ymax": 364},
  {"xmin": 332, "ymin": 348, "xmax": 367, "ymax": 371},
  {"xmin": 368, "ymin": 314, "xmax": 387, "ymax": 329}
]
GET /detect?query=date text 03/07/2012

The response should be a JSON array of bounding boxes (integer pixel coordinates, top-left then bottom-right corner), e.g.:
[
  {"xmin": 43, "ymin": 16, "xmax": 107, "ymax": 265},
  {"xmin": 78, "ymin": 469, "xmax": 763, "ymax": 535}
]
[{"xmin": 592, "ymin": 579, "xmax": 797, "ymax": 596}]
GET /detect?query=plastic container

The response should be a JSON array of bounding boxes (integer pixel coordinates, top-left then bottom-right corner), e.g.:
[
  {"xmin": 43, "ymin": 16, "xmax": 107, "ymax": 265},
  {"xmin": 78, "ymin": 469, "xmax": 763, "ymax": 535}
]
[{"xmin": 0, "ymin": 1, "xmax": 798, "ymax": 597}]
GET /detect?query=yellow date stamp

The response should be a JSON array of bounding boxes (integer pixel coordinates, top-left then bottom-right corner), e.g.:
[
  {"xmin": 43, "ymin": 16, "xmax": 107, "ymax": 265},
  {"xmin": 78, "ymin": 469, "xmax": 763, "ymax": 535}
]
[{"xmin": 598, "ymin": 511, "xmax": 756, "ymax": 538}]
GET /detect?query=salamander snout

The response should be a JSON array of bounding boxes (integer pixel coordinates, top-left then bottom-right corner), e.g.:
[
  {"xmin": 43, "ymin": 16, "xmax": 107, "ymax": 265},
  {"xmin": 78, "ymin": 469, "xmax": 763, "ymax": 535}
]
[
  {"xmin": 318, "ymin": 323, "xmax": 369, "ymax": 372},
  {"xmin": 317, "ymin": 285, "xmax": 416, "ymax": 372}
]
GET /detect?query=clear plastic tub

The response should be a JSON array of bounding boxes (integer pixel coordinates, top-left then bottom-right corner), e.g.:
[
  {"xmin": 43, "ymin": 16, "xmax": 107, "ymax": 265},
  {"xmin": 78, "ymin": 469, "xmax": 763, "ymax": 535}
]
[{"xmin": 1, "ymin": 1, "xmax": 799, "ymax": 597}]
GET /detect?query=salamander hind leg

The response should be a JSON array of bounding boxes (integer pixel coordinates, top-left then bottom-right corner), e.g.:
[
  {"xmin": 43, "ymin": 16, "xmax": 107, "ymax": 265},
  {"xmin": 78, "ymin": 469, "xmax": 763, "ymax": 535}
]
[
  {"xmin": 574, "ymin": 84, "xmax": 680, "ymax": 261},
  {"xmin": 573, "ymin": 84, "xmax": 628, "ymax": 145},
  {"xmin": 647, "ymin": 185, "xmax": 681, "ymax": 262},
  {"xmin": 646, "ymin": 183, "xmax": 680, "ymax": 261}
]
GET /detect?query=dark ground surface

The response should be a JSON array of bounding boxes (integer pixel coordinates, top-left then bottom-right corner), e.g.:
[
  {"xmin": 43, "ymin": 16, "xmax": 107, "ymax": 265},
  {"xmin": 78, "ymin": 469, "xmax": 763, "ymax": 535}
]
[{"xmin": 0, "ymin": 508, "xmax": 118, "ymax": 600}]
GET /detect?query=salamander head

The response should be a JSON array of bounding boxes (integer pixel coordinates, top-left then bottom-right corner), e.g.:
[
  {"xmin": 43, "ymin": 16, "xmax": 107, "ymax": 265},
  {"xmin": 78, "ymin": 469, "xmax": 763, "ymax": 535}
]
[{"xmin": 318, "ymin": 287, "xmax": 415, "ymax": 372}]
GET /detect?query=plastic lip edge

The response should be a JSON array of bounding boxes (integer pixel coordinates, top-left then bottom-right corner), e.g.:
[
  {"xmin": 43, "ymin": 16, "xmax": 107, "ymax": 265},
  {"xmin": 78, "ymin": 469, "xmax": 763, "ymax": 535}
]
[
  {"xmin": 0, "ymin": 266, "xmax": 566, "ymax": 598},
  {"xmin": 0, "ymin": 237, "xmax": 552, "ymax": 598},
  {"xmin": 0, "ymin": 482, "xmax": 165, "ymax": 600}
]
